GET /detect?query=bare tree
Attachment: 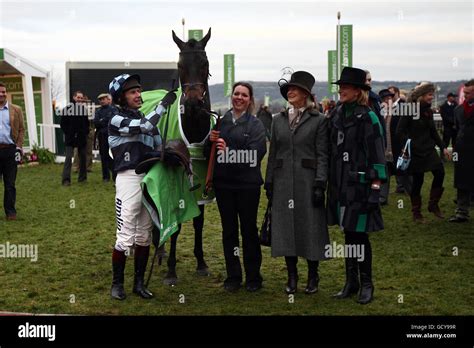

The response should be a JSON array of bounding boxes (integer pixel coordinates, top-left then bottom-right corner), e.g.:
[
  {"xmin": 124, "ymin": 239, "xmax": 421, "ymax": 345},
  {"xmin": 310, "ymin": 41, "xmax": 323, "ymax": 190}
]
[{"xmin": 50, "ymin": 66, "xmax": 64, "ymax": 103}]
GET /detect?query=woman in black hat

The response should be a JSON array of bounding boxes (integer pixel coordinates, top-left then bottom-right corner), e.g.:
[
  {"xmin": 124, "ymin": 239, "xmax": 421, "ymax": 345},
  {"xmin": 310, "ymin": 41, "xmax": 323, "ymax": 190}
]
[
  {"xmin": 265, "ymin": 71, "xmax": 330, "ymax": 295},
  {"xmin": 327, "ymin": 67, "xmax": 387, "ymax": 304}
]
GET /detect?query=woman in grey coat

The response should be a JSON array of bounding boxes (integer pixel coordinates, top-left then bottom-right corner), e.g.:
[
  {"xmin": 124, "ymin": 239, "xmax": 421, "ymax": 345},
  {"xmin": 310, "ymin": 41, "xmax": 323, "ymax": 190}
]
[{"xmin": 265, "ymin": 71, "xmax": 330, "ymax": 295}]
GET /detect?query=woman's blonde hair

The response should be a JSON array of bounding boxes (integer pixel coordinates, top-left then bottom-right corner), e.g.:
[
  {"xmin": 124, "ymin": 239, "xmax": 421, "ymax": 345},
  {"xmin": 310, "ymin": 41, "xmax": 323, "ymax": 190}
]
[{"xmin": 356, "ymin": 89, "xmax": 369, "ymax": 106}]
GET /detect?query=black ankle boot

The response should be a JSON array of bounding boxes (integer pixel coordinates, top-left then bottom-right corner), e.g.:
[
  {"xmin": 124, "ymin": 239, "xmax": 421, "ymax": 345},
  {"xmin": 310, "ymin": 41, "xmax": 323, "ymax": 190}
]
[
  {"xmin": 333, "ymin": 257, "xmax": 360, "ymax": 299},
  {"xmin": 285, "ymin": 256, "xmax": 298, "ymax": 294},
  {"xmin": 357, "ymin": 245, "xmax": 373, "ymax": 304},
  {"xmin": 111, "ymin": 249, "xmax": 127, "ymax": 300},
  {"xmin": 286, "ymin": 273, "xmax": 298, "ymax": 294},
  {"xmin": 305, "ymin": 260, "xmax": 319, "ymax": 294},
  {"xmin": 133, "ymin": 245, "xmax": 153, "ymax": 299}
]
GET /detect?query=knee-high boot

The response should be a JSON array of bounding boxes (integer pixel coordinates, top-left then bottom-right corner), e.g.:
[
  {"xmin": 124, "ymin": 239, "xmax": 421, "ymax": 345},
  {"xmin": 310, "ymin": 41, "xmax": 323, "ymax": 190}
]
[
  {"xmin": 357, "ymin": 240, "xmax": 374, "ymax": 304},
  {"xmin": 133, "ymin": 245, "xmax": 154, "ymax": 299},
  {"xmin": 333, "ymin": 256, "xmax": 360, "ymax": 299},
  {"xmin": 428, "ymin": 187, "xmax": 444, "ymax": 218},
  {"xmin": 111, "ymin": 248, "xmax": 127, "ymax": 300}
]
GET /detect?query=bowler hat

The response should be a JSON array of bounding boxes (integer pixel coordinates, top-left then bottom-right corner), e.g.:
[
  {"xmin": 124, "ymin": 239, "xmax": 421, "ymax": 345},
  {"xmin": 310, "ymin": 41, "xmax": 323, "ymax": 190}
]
[
  {"xmin": 379, "ymin": 89, "xmax": 395, "ymax": 99},
  {"xmin": 332, "ymin": 67, "xmax": 371, "ymax": 91},
  {"xmin": 279, "ymin": 71, "xmax": 315, "ymax": 100},
  {"xmin": 447, "ymin": 92, "xmax": 457, "ymax": 98}
]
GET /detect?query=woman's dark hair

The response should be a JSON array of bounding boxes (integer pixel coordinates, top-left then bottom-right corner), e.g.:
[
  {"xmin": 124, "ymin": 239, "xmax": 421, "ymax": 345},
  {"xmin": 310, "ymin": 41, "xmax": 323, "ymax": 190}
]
[{"xmin": 232, "ymin": 81, "xmax": 255, "ymax": 114}]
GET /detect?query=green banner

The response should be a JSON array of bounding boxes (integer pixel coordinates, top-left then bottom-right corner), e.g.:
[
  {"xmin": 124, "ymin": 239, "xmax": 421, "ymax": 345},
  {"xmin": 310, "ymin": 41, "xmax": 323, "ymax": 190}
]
[
  {"xmin": 188, "ymin": 29, "xmax": 203, "ymax": 41},
  {"xmin": 328, "ymin": 50, "xmax": 338, "ymax": 94},
  {"xmin": 224, "ymin": 54, "xmax": 235, "ymax": 97},
  {"xmin": 338, "ymin": 24, "xmax": 353, "ymax": 71},
  {"xmin": 0, "ymin": 48, "xmax": 4, "ymax": 60}
]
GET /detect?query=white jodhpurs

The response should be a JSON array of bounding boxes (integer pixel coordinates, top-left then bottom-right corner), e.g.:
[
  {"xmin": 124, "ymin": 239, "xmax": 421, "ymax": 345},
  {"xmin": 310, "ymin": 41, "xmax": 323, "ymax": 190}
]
[{"xmin": 114, "ymin": 170, "xmax": 152, "ymax": 252}]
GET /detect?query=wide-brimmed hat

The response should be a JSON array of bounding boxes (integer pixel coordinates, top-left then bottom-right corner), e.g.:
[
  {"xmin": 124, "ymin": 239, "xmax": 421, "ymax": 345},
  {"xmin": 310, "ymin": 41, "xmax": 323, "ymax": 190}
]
[
  {"xmin": 279, "ymin": 71, "xmax": 315, "ymax": 100},
  {"xmin": 379, "ymin": 89, "xmax": 395, "ymax": 99},
  {"xmin": 332, "ymin": 67, "xmax": 371, "ymax": 91}
]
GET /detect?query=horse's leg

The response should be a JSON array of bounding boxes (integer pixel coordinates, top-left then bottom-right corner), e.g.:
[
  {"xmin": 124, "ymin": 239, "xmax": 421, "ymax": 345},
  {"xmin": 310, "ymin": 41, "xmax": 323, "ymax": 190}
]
[
  {"xmin": 194, "ymin": 205, "xmax": 210, "ymax": 276},
  {"xmin": 163, "ymin": 224, "xmax": 181, "ymax": 286}
]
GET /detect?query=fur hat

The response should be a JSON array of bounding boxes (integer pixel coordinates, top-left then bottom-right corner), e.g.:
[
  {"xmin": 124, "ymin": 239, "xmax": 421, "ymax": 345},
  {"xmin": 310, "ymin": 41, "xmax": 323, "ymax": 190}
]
[{"xmin": 408, "ymin": 82, "xmax": 436, "ymax": 102}]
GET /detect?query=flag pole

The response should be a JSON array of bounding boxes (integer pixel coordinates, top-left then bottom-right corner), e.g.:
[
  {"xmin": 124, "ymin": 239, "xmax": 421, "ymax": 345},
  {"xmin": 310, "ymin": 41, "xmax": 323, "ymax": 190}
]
[{"xmin": 336, "ymin": 11, "xmax": 341, "ymax": 102}]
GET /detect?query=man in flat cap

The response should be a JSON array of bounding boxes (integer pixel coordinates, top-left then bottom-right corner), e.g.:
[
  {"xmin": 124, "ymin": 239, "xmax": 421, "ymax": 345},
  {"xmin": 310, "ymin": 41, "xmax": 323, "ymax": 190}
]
[{"xmin": 94, "ymin": 93, "xmax": 117, "ymax": 182}]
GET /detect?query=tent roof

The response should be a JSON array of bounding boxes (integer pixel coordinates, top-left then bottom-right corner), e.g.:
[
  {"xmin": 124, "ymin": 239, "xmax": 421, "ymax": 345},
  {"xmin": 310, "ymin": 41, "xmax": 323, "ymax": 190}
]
[{"xmin": 0, "ymin": 48, "xmax": 48, "ymax": 78}]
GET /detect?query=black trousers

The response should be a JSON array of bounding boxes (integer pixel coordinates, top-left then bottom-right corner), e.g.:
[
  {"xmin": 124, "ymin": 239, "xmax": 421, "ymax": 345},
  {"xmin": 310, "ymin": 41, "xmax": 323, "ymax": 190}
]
[
  {"xmin": 0, "ymin": 145, "xmax": 18, "ymax": 217},
  {"xmin": 411, "ymin": 165, "xmax": 445, "ymax": 197},
  {"xmin": 215, "ymin": 187, "xmax": 262, "ymax": 285},
  {"xmin": 456, "ymin": 188, "xmax": 471, "ymax": 216},
  {"xmin": 98, "ymin": 132, "xmax": 114, "ymax": 181},
  {"xmin": 62, "ymin": 145, "xmax": 87, "ymax": 183}
]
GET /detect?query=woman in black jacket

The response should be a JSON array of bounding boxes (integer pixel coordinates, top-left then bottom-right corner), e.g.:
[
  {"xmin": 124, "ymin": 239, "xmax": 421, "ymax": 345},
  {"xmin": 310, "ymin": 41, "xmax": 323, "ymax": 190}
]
[
  {"xmin": 204, "ymin": 82, "xmax": 267, "ymax": 292},
  {"xmin": 396, "ymin": 83, "xmax": 450, "ymax": 222}
]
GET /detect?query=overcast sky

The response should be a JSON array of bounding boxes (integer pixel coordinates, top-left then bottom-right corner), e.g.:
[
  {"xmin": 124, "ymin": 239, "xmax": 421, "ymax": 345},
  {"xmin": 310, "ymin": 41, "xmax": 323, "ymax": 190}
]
[{"xmin": 1, "ymin": 0, "xmax": 473, "ymax": 86}]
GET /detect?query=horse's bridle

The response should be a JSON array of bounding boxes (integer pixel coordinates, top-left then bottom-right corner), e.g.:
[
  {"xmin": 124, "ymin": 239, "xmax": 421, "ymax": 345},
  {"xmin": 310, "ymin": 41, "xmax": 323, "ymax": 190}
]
[{"xmin": 178, "ymin": 50, "xmax": 209, "ymax": 100}]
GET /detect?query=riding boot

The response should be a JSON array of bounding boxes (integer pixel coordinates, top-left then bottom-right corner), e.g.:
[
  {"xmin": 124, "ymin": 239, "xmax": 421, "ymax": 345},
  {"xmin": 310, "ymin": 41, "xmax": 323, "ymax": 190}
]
[
  {"xmin": 410, "ymin": 195, "xmax": 425, "ymax": 223},
  {"xmin": 428, "ymin": 187, "xmax": 444, "ymax": 219},
  {"xmin": 333, "ymin": 257, "xmax": 359, "ymax": 299},
  {"xmin": 111, "ymin": 248, "xmax": 127, "ymax": 300},
  {"xmin": 133, "ymin": 245, "xmax": 154, "ymax": 299},
  {"xmin": 357, "ymin": 242, "xmax": 374, "ymax": 305},
  {"xmin": 305, "ymin": 260, "xmax": 319, "ymax": 294},
  {"xmin": 285, "ymin": 256, "xmax": 298, "ymax": 294}
]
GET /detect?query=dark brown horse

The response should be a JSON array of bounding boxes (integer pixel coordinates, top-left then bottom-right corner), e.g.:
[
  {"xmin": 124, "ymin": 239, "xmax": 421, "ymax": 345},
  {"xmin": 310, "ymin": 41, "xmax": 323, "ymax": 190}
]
[{"xmin": 160, "ymin": 28, "xmax": 214, "ymax": 285}]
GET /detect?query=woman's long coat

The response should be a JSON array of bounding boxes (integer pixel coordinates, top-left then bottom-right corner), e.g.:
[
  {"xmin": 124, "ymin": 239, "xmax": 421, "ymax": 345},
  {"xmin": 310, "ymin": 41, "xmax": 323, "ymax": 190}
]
[
  {"xmin": 265, "ymin": 108, "xmax": 330, "ymax": 261},
  {"xmin": 453, "ymin": 104, "xmax": 474, "ymax": 190},
  {"xmin": 327, "ymin": 103, "xmax": 387, "ymax": 233},
  {"xmin": 395, "ymin": 102, "xmax": 445, "ymax": 174}
]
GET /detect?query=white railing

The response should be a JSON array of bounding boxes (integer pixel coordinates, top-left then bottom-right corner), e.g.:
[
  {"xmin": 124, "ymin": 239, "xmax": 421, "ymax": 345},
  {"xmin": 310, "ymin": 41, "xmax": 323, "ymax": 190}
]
[{"xmin": 37, "ymin": 123, "xmax": 60, "ymax": 151}]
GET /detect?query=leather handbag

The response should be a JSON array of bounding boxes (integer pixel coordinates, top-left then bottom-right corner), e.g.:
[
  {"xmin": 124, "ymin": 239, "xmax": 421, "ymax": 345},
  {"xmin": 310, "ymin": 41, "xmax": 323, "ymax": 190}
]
[{"xmin": 396, "ymin": 139, "xmax": 411, "ymax": 171}]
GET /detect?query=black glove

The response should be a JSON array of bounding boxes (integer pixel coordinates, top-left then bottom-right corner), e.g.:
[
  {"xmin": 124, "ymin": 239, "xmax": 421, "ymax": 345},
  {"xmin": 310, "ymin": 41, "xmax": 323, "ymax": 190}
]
[
  {"xmin": 160, "ymin": 89, "xmax": 178, "ymax": 108},
  {"xmin": 312, "ymin": 187, "xmax": 325, "ymax": 207},
  {"xmin": 264, "ymin": 183, "xmax": 273, "ymax": 201},
  {"xmin": 367, "ymin": 189, "xmax": 380, "ymax": 211}
]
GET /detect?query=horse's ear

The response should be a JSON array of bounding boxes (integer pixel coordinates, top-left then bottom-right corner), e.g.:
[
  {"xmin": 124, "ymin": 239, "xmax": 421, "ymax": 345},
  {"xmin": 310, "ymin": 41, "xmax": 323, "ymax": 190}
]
[
  {"xmin": 200, "ymin": 28, "xmax": 211, "ymax": 48},
  {"xmin": 172, "ymin": 30, "xmax": 185, "ymax": 51}
]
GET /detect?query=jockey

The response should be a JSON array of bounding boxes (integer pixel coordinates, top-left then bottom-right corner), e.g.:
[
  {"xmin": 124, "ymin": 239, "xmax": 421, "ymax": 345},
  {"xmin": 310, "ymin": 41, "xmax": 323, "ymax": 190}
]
[{"xmin": 108, "ymin": 73, "xmax": 176, "ymax": 300}]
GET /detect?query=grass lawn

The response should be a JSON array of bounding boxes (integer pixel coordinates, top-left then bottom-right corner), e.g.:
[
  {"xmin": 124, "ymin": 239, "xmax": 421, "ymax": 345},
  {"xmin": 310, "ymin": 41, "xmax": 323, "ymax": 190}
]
[{"xmin": 0, "ymin": 159, "xmax": 473, "ymax": 316}]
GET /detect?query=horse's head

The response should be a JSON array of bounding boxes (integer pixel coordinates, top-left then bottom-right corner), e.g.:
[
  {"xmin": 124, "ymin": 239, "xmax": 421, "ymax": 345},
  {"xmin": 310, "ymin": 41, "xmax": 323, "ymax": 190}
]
[{"xmin": 172, "ymin": 28, "xmax": 211, "ymax": 104}]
